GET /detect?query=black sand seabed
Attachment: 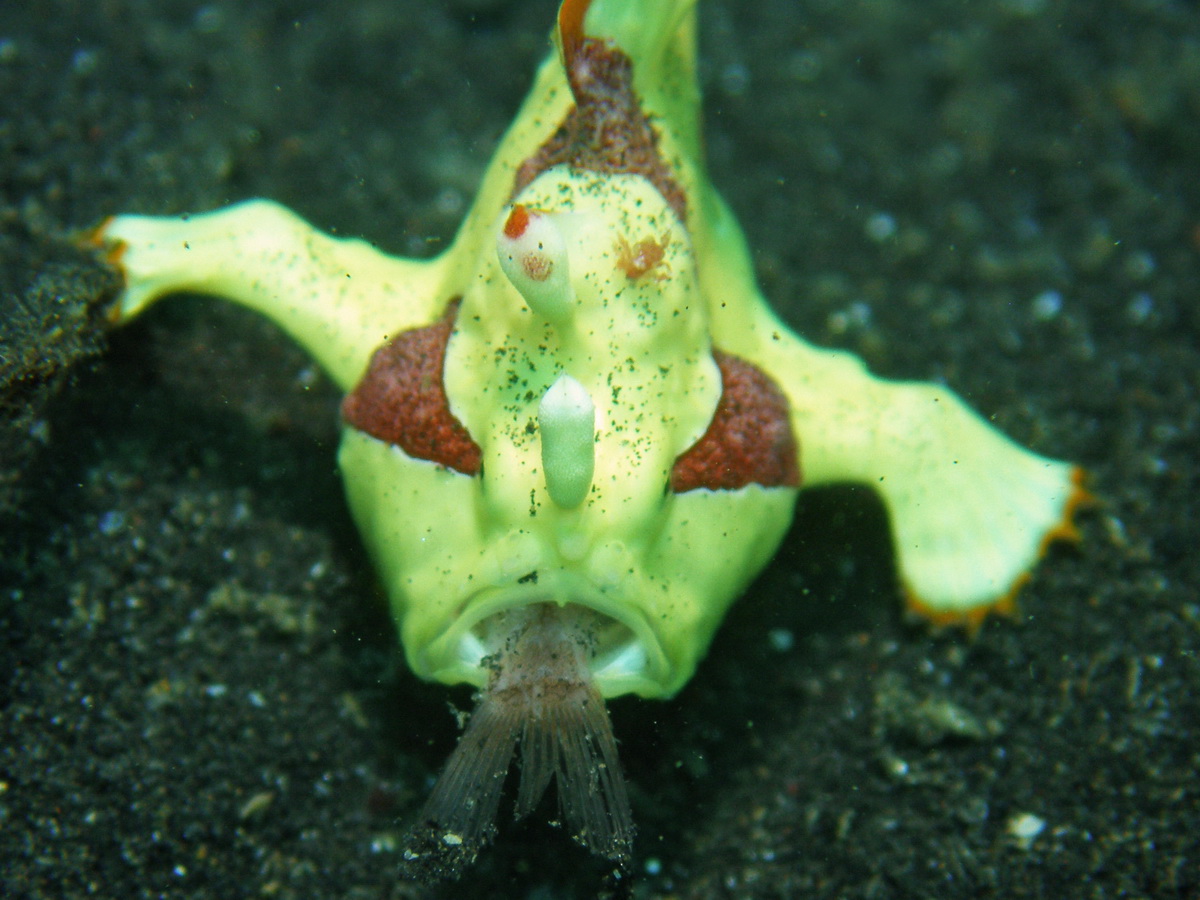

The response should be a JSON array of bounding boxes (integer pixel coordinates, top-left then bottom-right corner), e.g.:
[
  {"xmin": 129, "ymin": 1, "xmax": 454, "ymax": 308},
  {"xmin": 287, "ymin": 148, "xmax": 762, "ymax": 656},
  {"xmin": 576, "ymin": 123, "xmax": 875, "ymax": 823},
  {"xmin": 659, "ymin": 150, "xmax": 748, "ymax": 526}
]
[{"xmin": 2, "ymin": 0, "xmax": 1197, "ymax": 897}]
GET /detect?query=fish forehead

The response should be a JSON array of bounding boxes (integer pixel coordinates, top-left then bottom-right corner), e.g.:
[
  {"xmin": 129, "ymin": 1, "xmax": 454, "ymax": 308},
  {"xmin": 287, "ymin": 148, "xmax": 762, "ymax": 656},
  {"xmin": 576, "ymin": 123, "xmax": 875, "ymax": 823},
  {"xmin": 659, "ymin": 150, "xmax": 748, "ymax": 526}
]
[{"xmin": 447, "ymin": 168, "xmax": 716, "ymax": 497}]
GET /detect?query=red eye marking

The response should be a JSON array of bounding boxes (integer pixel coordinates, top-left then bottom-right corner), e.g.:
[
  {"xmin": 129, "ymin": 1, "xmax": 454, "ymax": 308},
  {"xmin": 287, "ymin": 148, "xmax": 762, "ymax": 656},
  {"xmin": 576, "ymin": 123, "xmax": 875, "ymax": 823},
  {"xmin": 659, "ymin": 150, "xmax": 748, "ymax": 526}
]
[
  {"xmin": 341, "ymin": 300, "xmax": 482, "ymax": 475},
  {"xmin": 504, "ymin": 204, "xmax": 531, "ymax": 239},
  {"xmin": 670, "ymin": 351, "xmax": 801, "ymax": 493}
]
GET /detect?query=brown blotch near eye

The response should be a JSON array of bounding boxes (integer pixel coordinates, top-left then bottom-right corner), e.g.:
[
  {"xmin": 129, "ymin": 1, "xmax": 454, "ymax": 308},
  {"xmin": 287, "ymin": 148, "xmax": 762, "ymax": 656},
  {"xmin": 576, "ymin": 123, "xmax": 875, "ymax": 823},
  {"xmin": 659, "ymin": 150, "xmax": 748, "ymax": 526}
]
[
  {"xmin": 341, "ymin": 299, "xmax": 482, "ymax": 475},
  {"xmin": 670, "ymin": 350, "xmax": 801, "ymax": 493},
  {"xmin": 614, "ymin": 233, "xmax": 670, "ymax": 281}
]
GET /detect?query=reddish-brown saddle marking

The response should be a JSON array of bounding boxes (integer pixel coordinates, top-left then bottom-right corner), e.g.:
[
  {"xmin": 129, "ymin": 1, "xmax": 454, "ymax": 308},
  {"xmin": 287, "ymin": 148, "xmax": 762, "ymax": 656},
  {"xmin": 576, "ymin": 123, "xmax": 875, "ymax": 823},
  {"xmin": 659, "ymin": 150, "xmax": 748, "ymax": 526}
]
[
  {"xmin": 671, "ymin": 351, "xmax": 801, "ymax": 493},
  {"xmin": 342, "ymin": 302, "xmax": 482, "ymax": 475}
]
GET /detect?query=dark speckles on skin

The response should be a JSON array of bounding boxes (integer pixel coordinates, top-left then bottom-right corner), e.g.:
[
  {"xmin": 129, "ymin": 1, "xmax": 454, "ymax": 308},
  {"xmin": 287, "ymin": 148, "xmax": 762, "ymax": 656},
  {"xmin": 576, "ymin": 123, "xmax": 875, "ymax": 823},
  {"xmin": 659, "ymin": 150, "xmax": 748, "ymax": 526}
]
[{"xmin": 6, "ymin": 0, "xmax": 1191, "ymax": 895}]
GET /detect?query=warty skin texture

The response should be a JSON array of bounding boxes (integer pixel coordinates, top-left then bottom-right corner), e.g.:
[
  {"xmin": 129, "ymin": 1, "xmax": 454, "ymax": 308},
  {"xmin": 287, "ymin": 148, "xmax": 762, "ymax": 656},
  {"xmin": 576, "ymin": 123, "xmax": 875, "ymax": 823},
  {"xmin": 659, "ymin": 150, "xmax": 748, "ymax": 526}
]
[{"xmin": 94, "ymin": 0, "xmax": 1084, "ymax": 847}]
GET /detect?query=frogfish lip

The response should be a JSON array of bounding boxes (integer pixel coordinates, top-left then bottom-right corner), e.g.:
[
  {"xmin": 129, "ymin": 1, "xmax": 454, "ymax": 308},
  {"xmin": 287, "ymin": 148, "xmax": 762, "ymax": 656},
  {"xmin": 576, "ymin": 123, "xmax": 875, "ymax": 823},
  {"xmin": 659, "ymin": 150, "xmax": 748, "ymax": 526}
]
[{"xmin": 416, "ymin": 569, "xmax": 668, "ymax": 699}]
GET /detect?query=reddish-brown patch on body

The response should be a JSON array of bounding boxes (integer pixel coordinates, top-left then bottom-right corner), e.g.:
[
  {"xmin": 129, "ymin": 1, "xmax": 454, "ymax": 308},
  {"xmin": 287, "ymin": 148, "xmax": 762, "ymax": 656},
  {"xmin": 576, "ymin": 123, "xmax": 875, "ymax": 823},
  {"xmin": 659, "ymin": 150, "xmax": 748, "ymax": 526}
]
[
  {"xmin": 341, "ymin": 300, "xmax": 481, "ymax": 475},
  {"xmin": 670, "ymin": 351, "xmax": 800, "ymax": 493},
  {"xmin": 514, "ymin": 31, "xmax": 686, "ymax": 223}
]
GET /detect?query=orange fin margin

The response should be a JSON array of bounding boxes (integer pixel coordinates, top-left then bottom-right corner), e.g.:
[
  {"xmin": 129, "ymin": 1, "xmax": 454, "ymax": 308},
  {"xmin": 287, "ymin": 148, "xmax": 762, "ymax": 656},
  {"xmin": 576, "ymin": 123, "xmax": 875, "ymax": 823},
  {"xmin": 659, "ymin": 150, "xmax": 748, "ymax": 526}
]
[
  {"xmin": 79, "ymin": 216, "xmax": 129, "ymax": 324},
  {"xmin": 905, "ymin": 465, "xmax": 1093, "ymax": 636}
]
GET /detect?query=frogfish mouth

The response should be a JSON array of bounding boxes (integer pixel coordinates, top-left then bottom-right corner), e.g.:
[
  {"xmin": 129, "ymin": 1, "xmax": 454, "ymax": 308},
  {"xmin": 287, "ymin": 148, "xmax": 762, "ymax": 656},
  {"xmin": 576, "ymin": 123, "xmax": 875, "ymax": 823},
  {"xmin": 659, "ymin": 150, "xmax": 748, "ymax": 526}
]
[{"xmin": 406, "ymin": 604, "xmax": 633, "ymax": 875}]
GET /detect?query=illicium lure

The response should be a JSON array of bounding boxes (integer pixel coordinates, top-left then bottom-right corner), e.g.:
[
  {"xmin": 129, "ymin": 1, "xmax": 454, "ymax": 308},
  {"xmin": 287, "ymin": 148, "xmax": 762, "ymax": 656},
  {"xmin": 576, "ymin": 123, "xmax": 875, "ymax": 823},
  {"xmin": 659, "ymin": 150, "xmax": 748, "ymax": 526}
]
[{"xmin": 95, "ymin": 0, "xmax": 1085, "ymax": 879}]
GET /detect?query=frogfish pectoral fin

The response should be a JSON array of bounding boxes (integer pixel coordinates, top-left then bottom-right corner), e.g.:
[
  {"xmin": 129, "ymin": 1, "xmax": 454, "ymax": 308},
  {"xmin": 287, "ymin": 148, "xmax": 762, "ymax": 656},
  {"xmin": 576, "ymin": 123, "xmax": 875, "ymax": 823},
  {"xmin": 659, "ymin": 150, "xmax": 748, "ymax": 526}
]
[{"xmin": 401, "ymin": 603, "xmax": 633, "ymax": 880}]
